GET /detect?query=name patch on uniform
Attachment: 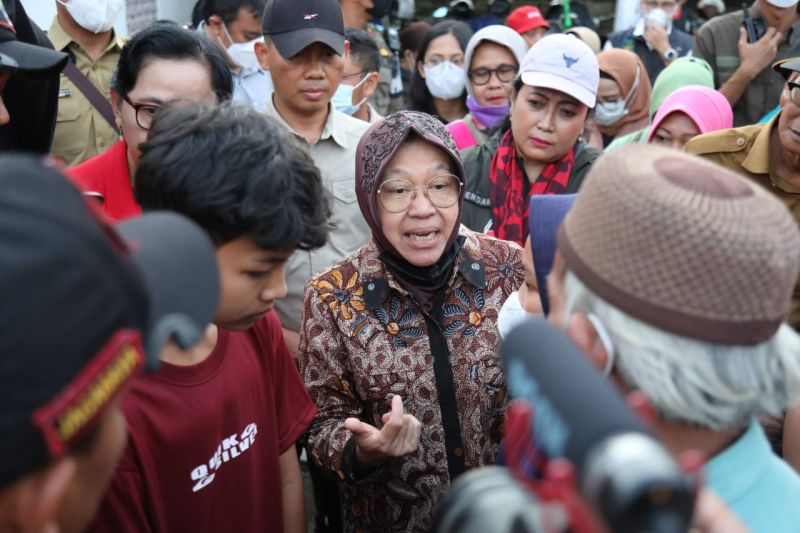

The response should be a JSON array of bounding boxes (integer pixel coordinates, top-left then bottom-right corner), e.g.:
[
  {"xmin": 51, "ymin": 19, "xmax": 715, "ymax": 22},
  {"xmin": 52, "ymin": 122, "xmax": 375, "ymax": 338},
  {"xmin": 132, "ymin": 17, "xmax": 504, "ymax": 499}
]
[
  {"xmin": 32, "ymin": 329, "xmax": 144, "ymax": 457},
  {"xmin": 58, "ymin": 88, "xmax": 72, "ymax": 98}
]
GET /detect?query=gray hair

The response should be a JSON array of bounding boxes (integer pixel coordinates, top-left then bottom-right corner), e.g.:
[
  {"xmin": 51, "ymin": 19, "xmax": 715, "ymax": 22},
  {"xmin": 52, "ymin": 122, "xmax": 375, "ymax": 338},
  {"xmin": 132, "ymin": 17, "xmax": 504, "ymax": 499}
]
[{"xmin": 563, "ymin": 271, "xmax": 800, "ymax": 430}]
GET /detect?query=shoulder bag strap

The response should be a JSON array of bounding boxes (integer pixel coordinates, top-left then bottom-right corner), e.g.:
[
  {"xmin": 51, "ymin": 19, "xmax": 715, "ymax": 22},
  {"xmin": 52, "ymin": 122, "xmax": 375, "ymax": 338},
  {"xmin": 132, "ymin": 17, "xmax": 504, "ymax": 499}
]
[{"xmin": 62, "ymin": 60, "xmax": 120, "ymax": 134}]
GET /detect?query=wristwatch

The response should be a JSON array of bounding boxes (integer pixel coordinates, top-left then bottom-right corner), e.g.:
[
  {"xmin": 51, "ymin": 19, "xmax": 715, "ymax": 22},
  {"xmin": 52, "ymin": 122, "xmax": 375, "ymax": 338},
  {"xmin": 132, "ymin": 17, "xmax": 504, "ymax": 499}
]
[{"xmin": 663, "ymin": 48, "xmax": 678, "ymax": 61}]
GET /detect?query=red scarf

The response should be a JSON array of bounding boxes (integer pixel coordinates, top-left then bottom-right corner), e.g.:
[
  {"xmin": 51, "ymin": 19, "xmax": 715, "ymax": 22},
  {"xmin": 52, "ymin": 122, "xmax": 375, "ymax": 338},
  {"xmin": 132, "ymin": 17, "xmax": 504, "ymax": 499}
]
[{"xmin": 489, "ymin": 130, "xmax": 576, "ymax": 246}]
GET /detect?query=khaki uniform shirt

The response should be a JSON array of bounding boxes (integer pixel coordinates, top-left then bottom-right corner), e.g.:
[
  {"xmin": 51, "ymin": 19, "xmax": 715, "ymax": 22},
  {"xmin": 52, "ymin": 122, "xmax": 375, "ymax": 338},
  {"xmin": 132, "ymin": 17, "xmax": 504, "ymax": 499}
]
[
  {"xmin": 263, "ymin": 97, "xmax": 371, "ymax": 332},
  {"xmin": 48, "ymin": 19, "xmax": 125, "ymax": 167},
  {"xmin": 693, "ymin": 7, "xmax": 800, "ymax": 127},
  {"xmin": 686, "ymin": 114, "xmax": 800, "ymax": 329},
  {"xmin": 367, "ymin": 23, "xmax": 404, "ymax": 116}
]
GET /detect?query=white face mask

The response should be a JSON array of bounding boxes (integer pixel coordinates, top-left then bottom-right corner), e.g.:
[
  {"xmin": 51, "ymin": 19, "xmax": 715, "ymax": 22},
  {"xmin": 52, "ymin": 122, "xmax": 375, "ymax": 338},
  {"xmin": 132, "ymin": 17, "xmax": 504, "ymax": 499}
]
[
  {"xmin": 497, "ymin": 291, "xmax": 544, "ymax": 339},
  {"xmin": 222, "ymin": 24, "xmax": 262, "ymax": 70},
  {"xmin": 58, "ymin": 0, "xmax": 123, "ymax": 34},
  {"xmin": 594, "ymin": 100, "xmax": 627, "ymax": 126},
  {"xmin": 332, "ymin": 75, "xmax": 369, "ymax": 116},
  {"xmin": 644, "ymin": 7, "xmax": 669, "ymax": 28},
  {"xmin": 424, "ymin": 61, "xmax": 465, "ymax": 100}
]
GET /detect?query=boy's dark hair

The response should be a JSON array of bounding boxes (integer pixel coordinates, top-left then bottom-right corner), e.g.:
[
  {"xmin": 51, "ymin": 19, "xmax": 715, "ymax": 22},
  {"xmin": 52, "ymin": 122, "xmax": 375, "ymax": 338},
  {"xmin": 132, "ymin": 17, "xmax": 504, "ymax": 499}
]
[
  {"xmin": 135, "ymin": 103, "xmax": 330, "ymax": 252},
  {"xmin": 112, "ymin": 24, "xmax": 232, "ymax": 102},
  {"xmin": 197, "ymin": 0, "xmax": 265, "ymax": 24},
  {"xmin": 409, "ymin": 20, "xmax": 472, "ymax": 117},
  {"xmin": 344, "ymin": 27, "xmax": 379, "ymax": 75}
]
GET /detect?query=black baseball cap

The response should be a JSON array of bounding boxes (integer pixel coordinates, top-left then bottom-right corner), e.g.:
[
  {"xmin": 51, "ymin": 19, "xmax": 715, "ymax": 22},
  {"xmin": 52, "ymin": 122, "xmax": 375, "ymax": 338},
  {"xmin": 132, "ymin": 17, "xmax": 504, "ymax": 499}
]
[
  {"xmin": 0, "ymin": 3, "xmax": 67, "ymax": 74},
  {"xmin": 0, "ymin": 155, "xmax": 220, "ymax": 489},
  {"xmin": 262, "ymin": 0, "xmax": 345, "ymax": 59}
]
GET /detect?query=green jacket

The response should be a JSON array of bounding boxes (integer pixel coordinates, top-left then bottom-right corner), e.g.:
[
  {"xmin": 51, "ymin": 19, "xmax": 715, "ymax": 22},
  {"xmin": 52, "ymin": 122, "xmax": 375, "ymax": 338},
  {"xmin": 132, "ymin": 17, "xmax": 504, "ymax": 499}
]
[{"xmin": 460, "ymin": 132, "xmax": 600, "ymax": 233}]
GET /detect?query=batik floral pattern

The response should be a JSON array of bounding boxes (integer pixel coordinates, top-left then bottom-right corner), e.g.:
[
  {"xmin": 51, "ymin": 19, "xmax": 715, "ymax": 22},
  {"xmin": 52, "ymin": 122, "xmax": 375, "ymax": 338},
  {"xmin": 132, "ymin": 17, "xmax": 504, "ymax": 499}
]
[{"xmin": 300, "ymin": 227, "xmax": 524, "ymax": 532}]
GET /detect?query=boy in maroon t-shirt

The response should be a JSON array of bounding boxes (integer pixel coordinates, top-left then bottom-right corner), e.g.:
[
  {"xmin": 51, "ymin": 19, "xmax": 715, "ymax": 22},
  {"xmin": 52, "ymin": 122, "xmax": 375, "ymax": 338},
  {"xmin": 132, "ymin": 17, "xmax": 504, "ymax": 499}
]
[{"xmin": 89, "ymin": 103, "xmax": 330, "ymax": 532}]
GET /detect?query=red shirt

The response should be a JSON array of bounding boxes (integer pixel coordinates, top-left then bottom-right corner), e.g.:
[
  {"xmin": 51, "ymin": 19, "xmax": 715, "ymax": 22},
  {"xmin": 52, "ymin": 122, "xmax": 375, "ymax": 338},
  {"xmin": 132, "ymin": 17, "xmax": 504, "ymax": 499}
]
[
  {"xmin": 69, "ymin": 140, "xmax": 142, "ymax": 221},
  {"xmin": 89, "ymin": 311, "xmax": 315, "ymax": 532}
]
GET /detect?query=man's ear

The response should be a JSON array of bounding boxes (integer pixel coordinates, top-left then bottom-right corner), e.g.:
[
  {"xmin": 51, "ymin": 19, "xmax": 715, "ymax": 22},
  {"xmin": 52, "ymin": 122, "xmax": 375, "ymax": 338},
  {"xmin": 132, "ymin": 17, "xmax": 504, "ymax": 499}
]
[
  {"xmin": 566, "ymin": 312, "xmax": 609, "ymax": 374},
  {"xmin": 255, "ymin": 40, "xmax": 270, "ymax": 71},
  {"xmin": 0, "ymin": 458, "xmax": 77, "ymax": 532},
  {"xmin": 342, "ymin": 40, "xmax": 351, "ymax": 57},
  {"xmin": 206, "ymin": 14, "xmax": 225, "ymax": 39},
  {"xmin": 362, "ymin": 72, "xmax": 380, "ymax": 98}
]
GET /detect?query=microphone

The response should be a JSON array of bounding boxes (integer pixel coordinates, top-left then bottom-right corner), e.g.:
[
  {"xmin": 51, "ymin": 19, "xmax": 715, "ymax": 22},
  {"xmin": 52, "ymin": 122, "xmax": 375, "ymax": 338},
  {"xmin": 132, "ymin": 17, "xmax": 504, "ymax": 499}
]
[{"xmin": 500, "ymin": 320, "xmax": 695, "ymax": 533}]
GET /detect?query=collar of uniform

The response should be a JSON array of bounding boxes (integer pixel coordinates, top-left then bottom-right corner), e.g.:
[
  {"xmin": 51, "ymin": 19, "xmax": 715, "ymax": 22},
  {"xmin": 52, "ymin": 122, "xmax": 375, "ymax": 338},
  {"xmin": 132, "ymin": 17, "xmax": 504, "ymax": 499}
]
[
  {"xmin": 362, "ymin": 228, "xmax": 486, "ymax": 309},
  {"xmin": 48, "ymin": 17, "xmax": 125, "ymax": 54},
  {"xmin": 705, "ymin": 419, "xmax": 770, "ymax": 505},
  {"xmin": 263, "ymin": 94, "xmax": 348, "ymax": 148},
  {"xmin": 741, "ymin": 112, "xmax": 777, "ymax": 177}
]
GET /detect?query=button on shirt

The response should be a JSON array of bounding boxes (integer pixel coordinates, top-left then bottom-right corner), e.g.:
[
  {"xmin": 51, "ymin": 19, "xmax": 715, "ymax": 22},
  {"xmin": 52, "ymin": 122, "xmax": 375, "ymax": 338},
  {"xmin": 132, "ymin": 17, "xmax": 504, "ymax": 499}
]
[
  {"xmin": 694, "ymin": 6, "xmax": 800, "ymax": 126},
  {"xmin": 263, "ymin": 97, "xmax": 371, "ymax": 332},
  {"xmin": 231, "ymin": 64, "xmax": 273, "ymax": 110},
  {"xmin": 48, "ymin": 18, "xmax": 125, "ymax": 167},
  {"xmin": 706, "ymin": 419, "xmax": 800, "ymax": 533}
]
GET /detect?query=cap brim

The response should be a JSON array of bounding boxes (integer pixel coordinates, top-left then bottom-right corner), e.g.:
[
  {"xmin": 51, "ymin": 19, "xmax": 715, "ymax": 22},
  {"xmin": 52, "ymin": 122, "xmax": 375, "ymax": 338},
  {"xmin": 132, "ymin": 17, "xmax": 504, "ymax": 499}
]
[
  {"xmin": 116, "ymin": 212, "xmax": 220, "ymax": 370},
  {"xmin": 765, "ymin": 0, "xmax": 798, "ymax": 7},
  {"xmin": 521, "ymin": 70, "xmax": 596, "ymax": 108},
  {"xmin": 270, "ymin": 28, "xmax": 344, "ymax": 59},
  {"xmin": 773, "ymin": 57, "xmax": 800, "ymax": 80},
  {"xmin": 529, "ymin": 194, "xmax": 577, "ymax": 316},
  {"xmin": 0, "ymin": 40, "xmax": 68, "ymax": 74}
]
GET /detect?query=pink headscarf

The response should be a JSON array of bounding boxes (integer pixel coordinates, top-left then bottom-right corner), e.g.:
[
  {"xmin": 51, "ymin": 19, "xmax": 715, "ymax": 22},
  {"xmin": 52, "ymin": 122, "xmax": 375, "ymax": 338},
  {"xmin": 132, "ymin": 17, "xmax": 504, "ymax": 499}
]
[{"xmin": 647, "ymin": 85, "xmax": 733, "ymax": 142}]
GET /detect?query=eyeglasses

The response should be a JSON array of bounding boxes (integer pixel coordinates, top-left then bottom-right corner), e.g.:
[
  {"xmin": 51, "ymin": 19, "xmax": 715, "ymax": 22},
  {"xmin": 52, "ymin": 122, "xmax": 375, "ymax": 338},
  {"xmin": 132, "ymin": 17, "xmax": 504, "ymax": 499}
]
[
  {"xmin": 789, "ymin": 82, "xmax": 800, "ymax": 107},
  {"xmin": 342, "ymin": 70, "xmax": 369, "ymax": 81},
  {"xmin": 122, "ymin": 95, "xmax": 160, "ymax": 131},
  {"xmin": 377, "ymin": 174, "xmax": 462, "ymax": 213},
  {"xmin": 424, "ymin": 55, "xmax": 465, "ymax": 68},
  {"xmin": 468, "ymin": 64, "xmax": 518, "ymax": 85}
]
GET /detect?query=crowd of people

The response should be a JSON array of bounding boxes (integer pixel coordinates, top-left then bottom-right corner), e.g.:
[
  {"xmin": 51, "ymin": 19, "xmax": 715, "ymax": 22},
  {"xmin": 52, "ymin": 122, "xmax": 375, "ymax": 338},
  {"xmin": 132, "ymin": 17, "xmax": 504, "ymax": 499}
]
[{"xmin": 2, "ymin": 0, "xmax": 800, "ymax": 531}]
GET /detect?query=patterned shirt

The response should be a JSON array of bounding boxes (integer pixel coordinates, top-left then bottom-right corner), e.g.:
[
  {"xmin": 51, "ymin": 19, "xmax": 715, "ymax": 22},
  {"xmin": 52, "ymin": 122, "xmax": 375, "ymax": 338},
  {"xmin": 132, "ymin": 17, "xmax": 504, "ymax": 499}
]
[{"xmin": 300, "ymin": 227, "xmax": 524, "ymax": 532}]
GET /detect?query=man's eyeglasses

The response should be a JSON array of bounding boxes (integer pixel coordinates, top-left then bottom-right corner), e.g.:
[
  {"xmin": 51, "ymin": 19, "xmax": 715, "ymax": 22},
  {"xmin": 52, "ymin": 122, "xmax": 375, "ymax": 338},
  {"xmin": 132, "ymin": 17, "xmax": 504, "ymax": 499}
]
[
  {"xmin": 122, "ymin": 95, "xmax": 159, "ymax": 131},
  {"xmin": 788, "ymin": 82, "xmax": 800, "ymax": 107},
  {"xmin": 377, "ymin": 174, "xmax": 462, "ymax": 213},
  {"xmin": 468, "ymin": 64, "xmax": 518, "ymax": 86}
]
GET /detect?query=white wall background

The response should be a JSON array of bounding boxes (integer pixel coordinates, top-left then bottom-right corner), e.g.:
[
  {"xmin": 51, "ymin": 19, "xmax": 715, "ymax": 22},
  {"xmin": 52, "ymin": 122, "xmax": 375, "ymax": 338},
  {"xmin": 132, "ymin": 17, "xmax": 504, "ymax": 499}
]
[{"xmin": 22, "ymin": 0, "xmax": 197, "ymax": 36}]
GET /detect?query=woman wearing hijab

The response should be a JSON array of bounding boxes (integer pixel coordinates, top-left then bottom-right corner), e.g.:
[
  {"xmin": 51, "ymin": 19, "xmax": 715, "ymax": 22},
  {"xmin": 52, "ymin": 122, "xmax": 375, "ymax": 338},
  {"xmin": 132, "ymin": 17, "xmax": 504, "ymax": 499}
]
[
  {"xmin": 461, "ymin": 34, "xmax": 601, "ymax": 246},
  {"xmin": 647, "ymin": 85, "xmax": 733, "ymax": 150},
  {"xmin": 447, "ymin": 25, "xmax": 528, "ymax": 150},
  {"xmin": 587, "ymin": 48, "xmax": 652, "ymax": 149},
  {"xmin": 605, "ymin": 56, "xmax": 715, "ymax": 151},
  {"xmin": 300, "ymin": 111, "xmax": 524, "ymax": 532}
]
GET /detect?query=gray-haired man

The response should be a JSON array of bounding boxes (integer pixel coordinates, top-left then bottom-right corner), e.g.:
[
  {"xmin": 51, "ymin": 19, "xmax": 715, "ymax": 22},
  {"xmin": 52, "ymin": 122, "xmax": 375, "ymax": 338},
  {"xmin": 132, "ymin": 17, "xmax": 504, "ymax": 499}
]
[{"xmin": 546, "ymin": 144, "xmax": 800, "ymax": 533}]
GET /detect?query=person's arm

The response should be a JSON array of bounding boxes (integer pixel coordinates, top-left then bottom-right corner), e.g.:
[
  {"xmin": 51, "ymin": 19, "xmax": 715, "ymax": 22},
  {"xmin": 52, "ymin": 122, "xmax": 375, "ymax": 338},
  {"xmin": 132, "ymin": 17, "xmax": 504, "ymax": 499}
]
[
  {"xmin": 279, "ymin": 446, "xmax": 305, "ymax": 533},
  {"xmin": 281, "ymin": 326, "xmax": 300, "ymax": 361},
  {"xmin": 718, "ymin": 27, "xmax": 783, "ymax": 107}
]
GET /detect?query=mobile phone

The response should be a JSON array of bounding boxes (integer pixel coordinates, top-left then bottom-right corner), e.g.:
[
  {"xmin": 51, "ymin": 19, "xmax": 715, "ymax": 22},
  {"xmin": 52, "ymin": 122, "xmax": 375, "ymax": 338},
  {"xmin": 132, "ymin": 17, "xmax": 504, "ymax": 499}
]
[{"xmin": 742, "ymin": 2, "xmax": 766, "ymax": 43}]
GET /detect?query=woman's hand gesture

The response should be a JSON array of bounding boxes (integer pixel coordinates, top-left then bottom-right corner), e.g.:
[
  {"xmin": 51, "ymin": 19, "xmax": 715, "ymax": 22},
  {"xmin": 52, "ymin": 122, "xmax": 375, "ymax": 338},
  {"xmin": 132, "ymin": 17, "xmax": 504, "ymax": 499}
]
[{"xmin": 345, "ymin": 395, "xmax": 423, "ymax": 471}]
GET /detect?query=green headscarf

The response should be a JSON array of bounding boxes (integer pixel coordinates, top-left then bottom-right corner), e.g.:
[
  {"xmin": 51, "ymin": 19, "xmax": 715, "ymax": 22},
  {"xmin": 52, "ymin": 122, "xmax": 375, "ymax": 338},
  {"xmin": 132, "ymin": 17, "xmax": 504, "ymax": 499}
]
[{"xmin": 605, "ymin": 57, "xmax": 715, "ymax": 152}]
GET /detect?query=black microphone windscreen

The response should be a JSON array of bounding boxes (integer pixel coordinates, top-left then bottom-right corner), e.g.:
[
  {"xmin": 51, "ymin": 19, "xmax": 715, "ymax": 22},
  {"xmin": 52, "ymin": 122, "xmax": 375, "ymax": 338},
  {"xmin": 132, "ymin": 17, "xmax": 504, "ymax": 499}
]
[{"xmin": 501, "ymin": 320, "xmax": 649, "ymax": 477}]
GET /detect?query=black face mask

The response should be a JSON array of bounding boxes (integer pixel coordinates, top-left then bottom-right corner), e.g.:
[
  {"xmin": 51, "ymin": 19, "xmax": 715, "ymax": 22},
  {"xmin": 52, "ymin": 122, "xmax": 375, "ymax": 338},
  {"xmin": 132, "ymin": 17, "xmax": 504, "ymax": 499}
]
[{"xmin": 368, "ymin": 0, "xmax": 392, "ymax": 18}]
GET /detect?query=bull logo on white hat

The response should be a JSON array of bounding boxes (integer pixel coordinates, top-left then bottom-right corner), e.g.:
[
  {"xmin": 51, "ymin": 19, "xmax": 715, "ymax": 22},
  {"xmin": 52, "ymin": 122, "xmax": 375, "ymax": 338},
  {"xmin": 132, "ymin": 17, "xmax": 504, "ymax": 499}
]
[{"xmin": 563, "ymin": 53, "xmax": 578, "ymax": 68}]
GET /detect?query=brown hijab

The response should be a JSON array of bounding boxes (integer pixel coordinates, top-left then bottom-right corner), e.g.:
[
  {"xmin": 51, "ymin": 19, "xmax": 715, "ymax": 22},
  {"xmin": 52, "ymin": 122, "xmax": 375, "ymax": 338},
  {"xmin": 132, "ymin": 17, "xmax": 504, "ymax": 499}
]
[
  {"xmin": 596, "ymin": 49, "xmax": 653, "ymax": 139},
  {"xmin": 355, "ymin": 110, "xmax": 467, "ymax": 312}
]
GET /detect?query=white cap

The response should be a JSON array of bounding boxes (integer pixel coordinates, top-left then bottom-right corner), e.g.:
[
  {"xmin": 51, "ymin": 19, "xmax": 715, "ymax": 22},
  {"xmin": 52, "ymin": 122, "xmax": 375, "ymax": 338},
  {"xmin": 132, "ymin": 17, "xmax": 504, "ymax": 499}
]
[
  {"xmin": 518, "ymin": 33, "xmax": 599, "ymax": 108},
  {"xmin": 765, "ymin": 0, "xmax": 797, "ymax": 8},
  {"xmin": 696, "ymin": 0, "xmax": 726, "ymax": 12}
]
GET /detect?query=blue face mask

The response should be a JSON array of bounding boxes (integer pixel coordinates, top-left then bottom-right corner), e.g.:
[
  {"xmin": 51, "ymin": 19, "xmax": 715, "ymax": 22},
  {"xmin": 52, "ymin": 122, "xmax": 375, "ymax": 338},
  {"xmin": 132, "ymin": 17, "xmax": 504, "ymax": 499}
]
[{"xmin": 332, "ymin": 75, "xmax": 369, "ymax": 116}]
